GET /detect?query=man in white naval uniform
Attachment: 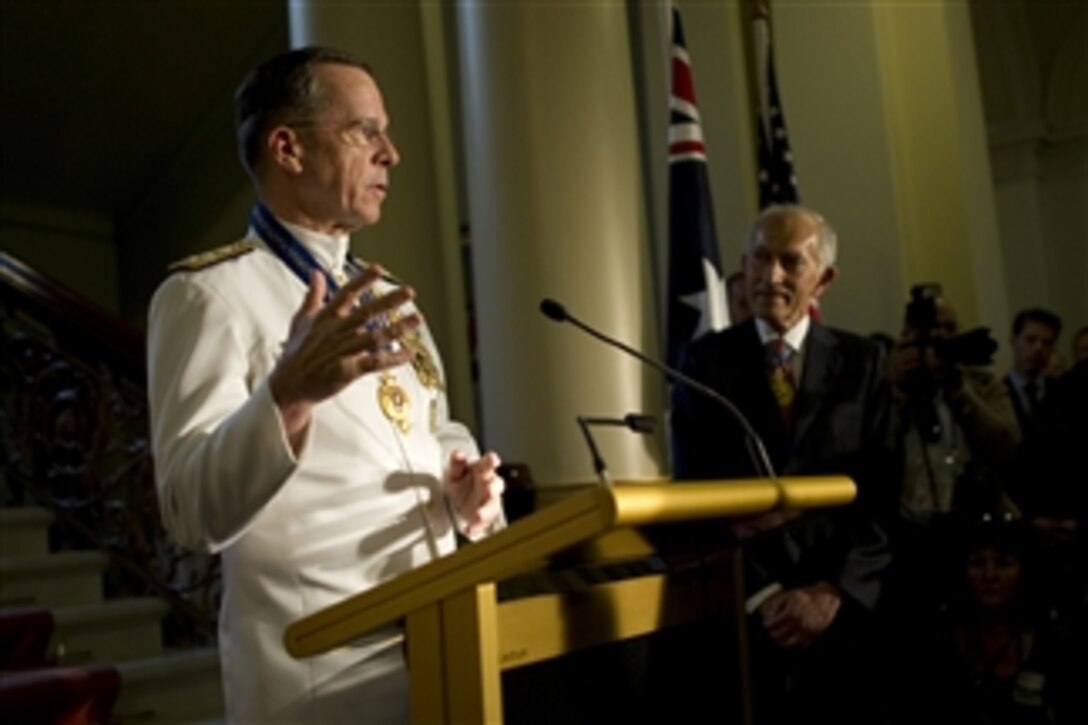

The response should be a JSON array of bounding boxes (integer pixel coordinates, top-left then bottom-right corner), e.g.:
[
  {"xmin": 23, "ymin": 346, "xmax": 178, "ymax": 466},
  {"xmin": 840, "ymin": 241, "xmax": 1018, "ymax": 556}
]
[{"xmin": 146, "ymin": 47, "xmax": 506, "ymax": 723}]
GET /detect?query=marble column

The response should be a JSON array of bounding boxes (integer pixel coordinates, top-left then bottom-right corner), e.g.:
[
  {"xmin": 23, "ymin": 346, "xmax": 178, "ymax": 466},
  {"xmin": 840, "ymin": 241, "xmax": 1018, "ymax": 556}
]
[{"xmin": 456, "ymin": 1, "xmax": 664, "ymax": 485}]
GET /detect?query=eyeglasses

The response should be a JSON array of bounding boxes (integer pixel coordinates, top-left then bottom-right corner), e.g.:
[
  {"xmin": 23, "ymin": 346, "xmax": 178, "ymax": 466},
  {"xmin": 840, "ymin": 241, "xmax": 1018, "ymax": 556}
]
[{"xmin": 287, "ymin": 119, "xmax": 396, "ymax": 152}]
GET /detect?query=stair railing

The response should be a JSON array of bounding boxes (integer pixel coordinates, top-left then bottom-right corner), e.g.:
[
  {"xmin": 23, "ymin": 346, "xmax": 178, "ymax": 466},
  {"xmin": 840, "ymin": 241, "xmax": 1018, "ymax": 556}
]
[{"xmin": 0, "ymin": 252, "xmax": 219, "ymax": 645}]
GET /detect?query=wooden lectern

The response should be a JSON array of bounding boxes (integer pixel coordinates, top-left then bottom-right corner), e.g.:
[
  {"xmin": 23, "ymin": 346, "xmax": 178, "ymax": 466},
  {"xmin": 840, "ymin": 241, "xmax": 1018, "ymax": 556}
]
[{"xmin": 285, "ymin": 476, "xmax": 855, "ymax": 723}]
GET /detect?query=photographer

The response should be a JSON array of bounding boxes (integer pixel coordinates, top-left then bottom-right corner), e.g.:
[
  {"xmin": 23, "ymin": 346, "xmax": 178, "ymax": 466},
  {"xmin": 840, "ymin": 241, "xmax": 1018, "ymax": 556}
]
[{"xmin": 886, "ymin": 287, "xmax": 1020, "ymax": 616}]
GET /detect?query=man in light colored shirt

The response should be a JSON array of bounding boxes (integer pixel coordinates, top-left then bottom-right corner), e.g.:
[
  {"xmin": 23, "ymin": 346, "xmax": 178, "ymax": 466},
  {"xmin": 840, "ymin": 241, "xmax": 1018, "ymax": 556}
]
[{"xmin": 147, "ymin": 47, "xmax": 505, "ymax": 723}]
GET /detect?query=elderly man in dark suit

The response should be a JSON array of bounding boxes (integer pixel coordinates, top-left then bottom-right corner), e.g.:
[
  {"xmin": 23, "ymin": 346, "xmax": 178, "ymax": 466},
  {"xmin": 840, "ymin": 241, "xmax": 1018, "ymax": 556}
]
[{"xmin": 671, "ymin": 204, "xmax": 900, "ymax": 724}]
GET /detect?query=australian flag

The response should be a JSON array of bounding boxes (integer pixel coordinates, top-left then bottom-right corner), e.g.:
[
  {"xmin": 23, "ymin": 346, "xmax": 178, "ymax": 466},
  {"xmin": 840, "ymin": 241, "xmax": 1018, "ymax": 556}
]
[
  {"xmin": 665, "ymin": 2, "xmax": 728, "ymax": 368},
  {"xmin": 755, "ymin": 4, "xmax": 800, "ymax": 207}
]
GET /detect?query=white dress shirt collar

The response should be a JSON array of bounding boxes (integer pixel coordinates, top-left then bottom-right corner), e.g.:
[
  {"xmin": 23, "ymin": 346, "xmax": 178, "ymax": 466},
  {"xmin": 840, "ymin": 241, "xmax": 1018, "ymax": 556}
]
[
  {"xmin": 278, "ymin": 219, "xmax": 351, "ymax": 277},
  {"xmin": 754, "ymin": 314, "xmax": 810, "ymax": 354}
]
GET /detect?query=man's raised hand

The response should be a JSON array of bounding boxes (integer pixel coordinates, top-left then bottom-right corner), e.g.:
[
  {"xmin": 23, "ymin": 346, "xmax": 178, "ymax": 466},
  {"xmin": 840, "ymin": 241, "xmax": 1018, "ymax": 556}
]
[{"xmin": 270, "ymin": 267, "xmax": 421, "ymax": 451}]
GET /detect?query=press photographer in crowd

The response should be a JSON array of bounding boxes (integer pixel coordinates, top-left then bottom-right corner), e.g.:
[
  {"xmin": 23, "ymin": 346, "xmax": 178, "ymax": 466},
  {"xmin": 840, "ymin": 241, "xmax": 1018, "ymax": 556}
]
[{"xmin": 885, "ymin": 285, "xmax": 1020, "ymax": 613}]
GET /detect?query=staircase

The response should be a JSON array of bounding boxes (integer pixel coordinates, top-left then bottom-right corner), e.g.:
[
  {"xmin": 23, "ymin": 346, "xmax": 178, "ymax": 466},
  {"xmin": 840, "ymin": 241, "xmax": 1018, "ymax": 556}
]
[
  {"xmin": 0, "ymin": 252, "xmax": 225, "ymax": 723},
  {"xmin": 0, "ymin": 506, "xmax": 224, "ymax": 723}
]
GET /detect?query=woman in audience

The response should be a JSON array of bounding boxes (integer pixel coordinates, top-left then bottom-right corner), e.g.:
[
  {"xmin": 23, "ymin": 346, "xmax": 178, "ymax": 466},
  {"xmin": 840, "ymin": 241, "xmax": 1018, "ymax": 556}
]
[{"xmin": 894, "ymin": 515, "xmax": 1079, "ymax": 724}]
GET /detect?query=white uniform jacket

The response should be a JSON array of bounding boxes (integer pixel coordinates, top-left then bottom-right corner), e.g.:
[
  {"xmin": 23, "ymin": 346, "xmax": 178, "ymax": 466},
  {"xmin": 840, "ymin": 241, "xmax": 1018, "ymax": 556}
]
[{"xmin": 147, "ymin": 227, "xmax": 485, "ymax": 723}]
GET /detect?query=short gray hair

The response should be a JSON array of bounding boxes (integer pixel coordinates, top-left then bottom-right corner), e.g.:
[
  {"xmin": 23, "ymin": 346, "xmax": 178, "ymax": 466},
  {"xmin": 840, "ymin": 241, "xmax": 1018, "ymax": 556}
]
[{"xmin": 746, "ymin": 204, "xmax": 837, "ymax": 270}]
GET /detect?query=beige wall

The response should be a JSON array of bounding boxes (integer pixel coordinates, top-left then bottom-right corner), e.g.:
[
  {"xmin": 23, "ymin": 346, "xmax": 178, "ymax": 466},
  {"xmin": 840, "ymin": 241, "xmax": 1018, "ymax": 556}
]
[
  {"xmin": 455, "ymin": 1, "xmax": 661, "ymax": 482},
  {"xmin": 973, "ymin": 1, "xmax": 1087, "ymax": 362}
]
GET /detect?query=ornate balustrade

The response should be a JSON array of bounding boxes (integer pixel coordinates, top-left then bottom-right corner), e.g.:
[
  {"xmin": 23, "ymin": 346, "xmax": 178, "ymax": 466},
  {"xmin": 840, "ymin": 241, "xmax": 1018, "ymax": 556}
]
[{"xmin": 0, "ymin": 252, "xmax": 218, "ymax": 644}]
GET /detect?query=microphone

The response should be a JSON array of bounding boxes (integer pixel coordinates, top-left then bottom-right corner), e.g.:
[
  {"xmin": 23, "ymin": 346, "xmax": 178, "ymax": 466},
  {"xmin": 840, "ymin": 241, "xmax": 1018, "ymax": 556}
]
[
  {"xmin": 580, "ymin": 414, "xmax": 657, "ymax": 434},
  {"xmin": 540, "ymin": 297, "xmax": 775, "ymax": 479},
  {"xmin": 576, "ymin": 414, "xmax": 658, "ymax": 485}
]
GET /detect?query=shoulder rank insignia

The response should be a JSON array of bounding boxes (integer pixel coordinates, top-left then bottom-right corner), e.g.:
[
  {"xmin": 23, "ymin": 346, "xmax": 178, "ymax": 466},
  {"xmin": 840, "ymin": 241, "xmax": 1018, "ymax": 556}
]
[{"xmin": 169, "ymin": 240, "xmax": 255, "ymax": 273}]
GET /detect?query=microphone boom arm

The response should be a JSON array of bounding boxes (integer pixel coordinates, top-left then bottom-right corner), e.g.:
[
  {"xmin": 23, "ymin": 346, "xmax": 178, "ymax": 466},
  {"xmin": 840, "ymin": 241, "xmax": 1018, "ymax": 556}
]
[{"xmin": 543, "ymin": 299, "xmax": 776, "ymax": 479}]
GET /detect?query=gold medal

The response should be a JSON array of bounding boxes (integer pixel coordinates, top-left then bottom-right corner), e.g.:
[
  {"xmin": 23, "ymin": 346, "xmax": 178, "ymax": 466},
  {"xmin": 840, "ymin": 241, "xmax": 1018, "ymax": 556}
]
[
  {"xmin": 403, "ymin": 332, "xmax": 442, "ymax": 390},
  {"xmin": 386, "ymin": 309, "xmax": 442, "ymax": 390},
  {"xmin": 384, "ymin": 292, "xmax": 442, "ymax": 390},
  {"xmin": 378, "ymin": 372, "xmax": 411, "ymax": 434}
]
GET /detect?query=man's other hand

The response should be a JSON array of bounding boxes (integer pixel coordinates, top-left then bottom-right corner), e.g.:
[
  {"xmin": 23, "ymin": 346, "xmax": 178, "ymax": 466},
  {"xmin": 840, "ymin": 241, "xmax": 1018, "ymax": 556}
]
[
  {"xmin": 444, "ymin": 450, "xmax": 505, "ymax": 539},
  {"xmin": 758, "ymin": 581, "xmax": 842, "ymax": 649}
]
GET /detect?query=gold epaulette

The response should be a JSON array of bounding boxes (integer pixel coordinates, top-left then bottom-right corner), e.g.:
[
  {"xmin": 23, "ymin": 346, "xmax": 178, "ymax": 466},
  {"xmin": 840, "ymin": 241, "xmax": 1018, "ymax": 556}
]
[{"xmin": 169, "ymin": 240, "xmax": 255, "ymax": 273}]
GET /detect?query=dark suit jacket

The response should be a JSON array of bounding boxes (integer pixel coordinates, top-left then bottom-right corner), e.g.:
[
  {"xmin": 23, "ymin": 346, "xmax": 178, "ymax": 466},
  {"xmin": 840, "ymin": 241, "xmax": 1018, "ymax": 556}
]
[
  {"xmin": 1004, "ymin": 374, "xmax": 1032, "ymax": 435},
  {"xmin": 670, "ymin": 319, "xmax": 900, "ymax": 612},
  {"xmin": 1012, "ymin": 363, "xmax": 1088, "ymax": 520}
]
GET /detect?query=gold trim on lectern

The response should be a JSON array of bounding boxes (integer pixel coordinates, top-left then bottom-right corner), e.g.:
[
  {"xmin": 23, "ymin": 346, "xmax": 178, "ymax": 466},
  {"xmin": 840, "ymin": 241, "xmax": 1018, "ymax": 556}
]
[{"xmin": 284, "ymin": 476, "xmax": 854, "ymax": 658}]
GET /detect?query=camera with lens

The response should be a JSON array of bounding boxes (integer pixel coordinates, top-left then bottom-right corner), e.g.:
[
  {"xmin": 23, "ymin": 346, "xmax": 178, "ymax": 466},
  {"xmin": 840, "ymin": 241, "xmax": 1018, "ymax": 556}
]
[
  {"xmin": 903, "ymin": 283, "xmax": 999, "ymax": 445},
  {"xmin": 905, "ymin": 282, "xmax": 997, "ymax": 366}
]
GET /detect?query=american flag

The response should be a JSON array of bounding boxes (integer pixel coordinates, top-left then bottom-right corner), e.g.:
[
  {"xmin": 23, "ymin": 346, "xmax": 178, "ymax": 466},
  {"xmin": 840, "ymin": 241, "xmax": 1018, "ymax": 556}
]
[
  {"xmin": 754, "ymin": 3, "xmax": 817, "ymax": 320},
  {"xmin": 755, "ymin": 3, "xmax": 800, "ymax": 207},
  {"xmin": 665, "ymin": 1, "xmax": 728, "ymax": 368}
]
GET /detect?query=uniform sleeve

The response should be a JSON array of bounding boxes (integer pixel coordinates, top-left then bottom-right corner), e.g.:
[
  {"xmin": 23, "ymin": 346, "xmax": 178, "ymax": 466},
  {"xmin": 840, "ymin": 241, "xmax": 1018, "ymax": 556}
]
[{"xmin": 147, "ymin": 275, "xmax": 304, "ymax": 553}]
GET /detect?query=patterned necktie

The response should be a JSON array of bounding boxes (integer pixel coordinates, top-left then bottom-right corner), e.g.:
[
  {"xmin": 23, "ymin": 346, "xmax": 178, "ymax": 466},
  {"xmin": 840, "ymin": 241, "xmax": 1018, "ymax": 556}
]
[
  {"xmin": 767, "ymin": 339, "xmax": 796, "ymax": 434},
  {"xmin": 1023, "ymin": 379, "xmax": 1039, "ymax": 419}
]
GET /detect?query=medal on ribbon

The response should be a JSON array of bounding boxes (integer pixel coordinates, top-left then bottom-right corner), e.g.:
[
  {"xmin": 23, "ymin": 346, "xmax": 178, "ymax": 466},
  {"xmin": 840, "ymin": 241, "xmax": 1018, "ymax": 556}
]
[
  {"xmin": 387, "ymin": 308, "xmax": 442, "ymax": 391},
  {"xmin": 405, "ymin": 333, "xmax": 442, "ymax": 390},
  {"xmin": 378, "ymin": 372, "xmax": 411, "ymax": 434},
  {"xmin": 251, "ymin": 203, "xmax": 416, "ymax": 433}
]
